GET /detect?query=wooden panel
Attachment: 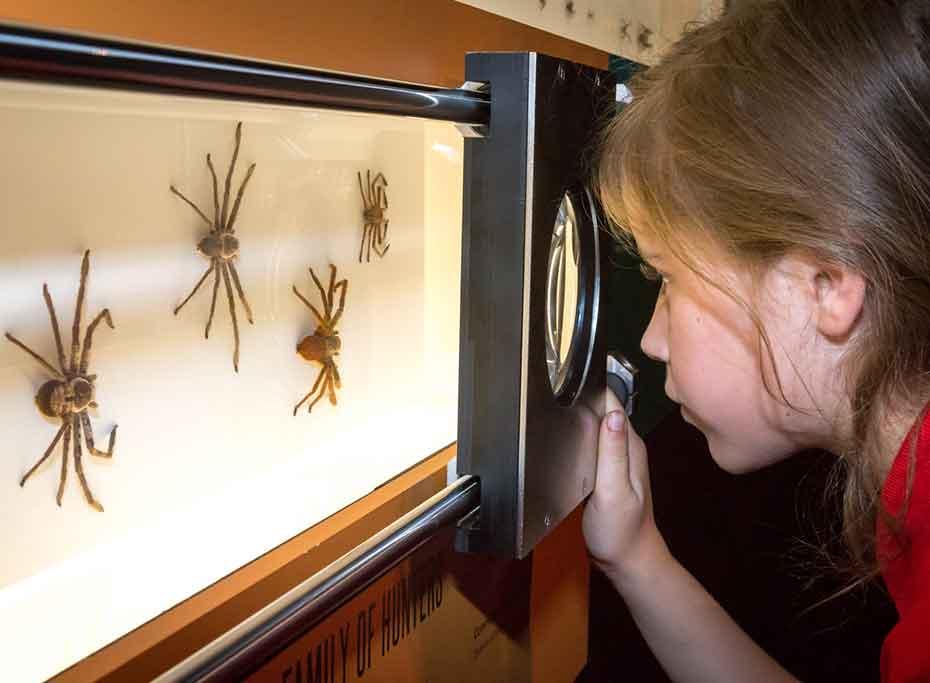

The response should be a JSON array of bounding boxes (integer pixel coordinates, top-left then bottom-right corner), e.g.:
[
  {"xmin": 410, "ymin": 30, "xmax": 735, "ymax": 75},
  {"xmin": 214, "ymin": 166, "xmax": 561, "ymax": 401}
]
[
  {"xmin": 530, "ymin": 506, "xmax": 590, "ymax": 683},
  {"xmin": 0, "ymin": 0, "xmax": 608, "ymax": 87}
]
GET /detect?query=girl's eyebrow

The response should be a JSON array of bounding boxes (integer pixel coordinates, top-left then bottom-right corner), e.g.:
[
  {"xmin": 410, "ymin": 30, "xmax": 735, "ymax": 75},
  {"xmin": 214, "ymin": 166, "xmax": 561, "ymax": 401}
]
[{"xmin": 639, "ymin": 251, "xmax": 663, "ymax": 263}]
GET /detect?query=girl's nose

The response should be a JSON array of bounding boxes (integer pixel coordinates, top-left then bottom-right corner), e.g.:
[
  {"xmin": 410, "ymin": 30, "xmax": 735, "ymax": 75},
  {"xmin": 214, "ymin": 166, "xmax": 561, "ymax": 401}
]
[{"xmin": 640, "ymin": 300, "xmax": 669, "ymax": 364}]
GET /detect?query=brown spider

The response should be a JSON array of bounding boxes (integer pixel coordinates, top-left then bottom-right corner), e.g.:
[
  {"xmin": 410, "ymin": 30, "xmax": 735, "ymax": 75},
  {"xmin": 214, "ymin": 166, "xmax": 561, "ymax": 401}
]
[
  {"xmin": 291, "ymin": 265, "xmax": 348, "ymax": 416},
  {"xmin": 5, "ymin": 250, "xmax": 116, "ymax": 511},
  {"xmin": 170, "ymin": 121, "xmax": 256, "ymax": 372},
  {"xmin": 357, "ymin": 170, "xmax": 390, "ymax": 262}
]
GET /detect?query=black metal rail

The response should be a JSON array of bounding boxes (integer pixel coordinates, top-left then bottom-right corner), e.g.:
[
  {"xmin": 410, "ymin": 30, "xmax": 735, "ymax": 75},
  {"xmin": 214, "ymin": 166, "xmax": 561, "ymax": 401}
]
[
  {"xmin": 157, "ymin": 476, "xmax": 480, "ymax": 682},
  {"xmin": 0, "ymin": 24, "xmax": 490, "ymax": 124}
]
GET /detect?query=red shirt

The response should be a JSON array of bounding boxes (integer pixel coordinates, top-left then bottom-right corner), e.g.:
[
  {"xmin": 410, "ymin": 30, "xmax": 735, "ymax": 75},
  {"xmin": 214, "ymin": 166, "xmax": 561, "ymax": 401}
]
[{"xmin": 879, "ymin": 407, "xmax": 930, "ymax": 682}]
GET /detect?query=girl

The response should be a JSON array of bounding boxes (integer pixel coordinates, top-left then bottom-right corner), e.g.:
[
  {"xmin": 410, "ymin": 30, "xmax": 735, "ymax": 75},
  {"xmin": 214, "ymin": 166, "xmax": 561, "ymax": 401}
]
[{"xmin": 583, "ymin": 1, "xmax": 930, "ymax": 681}]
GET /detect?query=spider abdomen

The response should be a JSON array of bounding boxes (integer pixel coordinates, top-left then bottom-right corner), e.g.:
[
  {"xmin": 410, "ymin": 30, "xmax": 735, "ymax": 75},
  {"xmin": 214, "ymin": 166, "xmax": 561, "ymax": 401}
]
[
  {"xmin": 297, "ymin": 333, "xmax": 338, "ymax": 362},
  {"xmin": 35, "ymin": 379, "xmax": 65, "ymax": 418}
]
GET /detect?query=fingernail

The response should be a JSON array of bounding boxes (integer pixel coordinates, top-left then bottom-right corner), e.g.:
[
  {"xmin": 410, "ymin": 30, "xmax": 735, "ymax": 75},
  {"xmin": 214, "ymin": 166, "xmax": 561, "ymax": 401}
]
[{"xmin": 607, "ymin": 410, "xmax": 625, "ymax": 432}]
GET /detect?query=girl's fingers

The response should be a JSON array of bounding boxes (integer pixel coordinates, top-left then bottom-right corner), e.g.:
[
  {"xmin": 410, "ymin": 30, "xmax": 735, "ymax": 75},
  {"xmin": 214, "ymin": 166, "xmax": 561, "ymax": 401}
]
[
  {"xmin": 626, "ymin": 427, "xmax": 649, "ymax": 499},
  {"xmin": 591, "ymin": 408, "xmax": 633, "ymax": 509}
]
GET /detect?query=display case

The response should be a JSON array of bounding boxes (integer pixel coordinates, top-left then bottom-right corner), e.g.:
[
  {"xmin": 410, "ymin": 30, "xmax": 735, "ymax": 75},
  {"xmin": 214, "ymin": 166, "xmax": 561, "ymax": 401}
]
[
  {"xmin": 0, "ymin": 21, "xmax": 615, "ymax": 682},
  {"xmin": 0, "ymin": 27, "xmax": 473, "ymax": 682}
]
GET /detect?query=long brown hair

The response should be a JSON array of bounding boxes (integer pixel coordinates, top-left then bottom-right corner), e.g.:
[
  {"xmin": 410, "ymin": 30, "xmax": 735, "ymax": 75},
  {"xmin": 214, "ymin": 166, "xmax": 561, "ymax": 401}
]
[{"xmin": 597, "ymin": 0, "xmax": 930, "ymax": 583}]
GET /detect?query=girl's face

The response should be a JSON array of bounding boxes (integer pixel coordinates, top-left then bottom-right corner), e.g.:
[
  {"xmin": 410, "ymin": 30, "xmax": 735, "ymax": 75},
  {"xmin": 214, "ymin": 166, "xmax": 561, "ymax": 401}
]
[{"xmin": 635, "ymin": 232, "xmax": 837, "ymax": 473}]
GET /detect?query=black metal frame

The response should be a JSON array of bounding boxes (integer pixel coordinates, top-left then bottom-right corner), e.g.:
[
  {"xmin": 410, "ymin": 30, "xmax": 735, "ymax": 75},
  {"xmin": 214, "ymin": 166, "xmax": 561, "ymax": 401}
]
[
  {"xmin": 456, "ymin": 52, "xmax": 615, "ymax": 558},
  {"xmin": 0, "ymin": 24, "xmax": 489, "ymax": 124}
]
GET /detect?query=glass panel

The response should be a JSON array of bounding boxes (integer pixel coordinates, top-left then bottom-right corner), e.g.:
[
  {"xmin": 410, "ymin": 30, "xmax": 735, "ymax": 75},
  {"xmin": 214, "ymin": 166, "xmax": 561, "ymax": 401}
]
[
  {"xmin": 0, "ymin": 78, "xmax": 462, "ymax": 681},
  {"xmin": 545, "ymin": 192, "xmax": 580, "ymax": 396}
]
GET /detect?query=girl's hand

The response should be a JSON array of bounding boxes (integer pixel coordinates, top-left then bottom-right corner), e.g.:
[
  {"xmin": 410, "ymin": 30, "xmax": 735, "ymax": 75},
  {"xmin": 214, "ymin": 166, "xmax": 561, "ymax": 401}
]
[{"xmin": 583, "ymin": 400, "xmax": 670, "ymax": 587}]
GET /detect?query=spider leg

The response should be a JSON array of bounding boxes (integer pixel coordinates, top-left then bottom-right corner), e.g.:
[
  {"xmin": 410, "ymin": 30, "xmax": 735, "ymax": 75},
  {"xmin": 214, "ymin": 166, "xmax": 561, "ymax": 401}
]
[
  {"xmin": 326, "ymin": 264, "xmax": 337, "ymax": 313},
  {"xmin": 227, "ymin": 261, "xmax": 254, "ymax": 324},
  {"xmin": 375, "ymin": 181, "xmax": 388, "ymax": 210},
  {"xmin": 204, "ymin": 260, "xmax": 221, "ymax": 339},
  {"xmin": 20, "ymin": 421, "xmax": 68, "ymax": 487},
  {"xmin": 72, "ymin": 414, "xmax": 103, "ymax": 511},
  {"xmin": 357, "ymin": 171, "xmax": 370, "ymax": 210},
  {"xmin": 358, "ymin": 223, "xmax": 369, "ymax": 263},
  {"xmin": 42, "ymin": 283, "xmax": 67, "ymax": 373},
  {"xmin": 367, "ymin": 225, "xmax": 374, "ymax": 262},
  {"xmin": 221, "ymin": 263, "xmax": 240, "ymax": 372},
  {"xmin": 325, "ymin": 369, "xmax": 337, "ymax": 405},
  {"xmin": 306, "ymin": 367, "xmax": 331, "ymax": 413},
  {"xmin": 372, "ymin": 172, "xmax": 388, "ymax": 190},
  {"xmin": 374, "ymin": 220, "xmax": 390, "ymax": 258},
  {"xmin": 293, "ymin": 364, "xmax": 326, "ymax": 416},
  {"xmin": 220, "ymin": 122, "xmax": 243, "ymax": 229},
  {"xmin": 226, "ymin": 163, "xmax": 256, "ymax": 234},
  {"xmin": 5, "ymin": 333, "xmax": 63, "ymax": 378},
  {"xmin": 207, "ymin": 153, "xmax": 220, "ymax": 231},
  {"xmin": 170, "ymin": 185, "xmax": 212, "ymax": 228},
  {"xmin": 308, "ymin": 267, "xmax": 330, "ymax": 319},
  {"xmin": 291, "ymin": 285, "xmax": 326, "ymax": 327},
  {"xmin": 329, "ymin": 279, "xmax": 348, "ymax": 330},
  {"xmin": 79, "ymin": 308, "xmax": 114, "ymax": 375},
  {"xmin": 70, "ymin": 250, "xmax": 90, "ymax": 374},
  {"xmin": 81, "ymin": 412, "xmax": 116, "ymax": 458},
  {"xmin": 56, "ymin": 421, "xmax": 72, "ymax": 507},
  {"xmin": 331, "ymin": 360, "xmax": 341, "ymax": 389},
  {"xmin": 174, "ymin": 262, "xmax": 215, "ymax": 316}
]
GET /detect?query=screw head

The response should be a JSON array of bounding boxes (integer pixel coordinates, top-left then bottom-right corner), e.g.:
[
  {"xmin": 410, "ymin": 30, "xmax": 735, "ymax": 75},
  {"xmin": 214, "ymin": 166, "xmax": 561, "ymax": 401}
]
[
  {"xmin": 544, "ymin": 513, "xmax": 552, "ymax": 528},
  {"xmin": 557, "ymin": 63, "xmax": 566, "ymax": 81}
]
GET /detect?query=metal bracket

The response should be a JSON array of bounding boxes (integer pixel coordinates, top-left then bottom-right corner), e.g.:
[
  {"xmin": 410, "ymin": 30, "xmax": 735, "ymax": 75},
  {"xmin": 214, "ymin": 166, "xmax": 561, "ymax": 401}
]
[
  {"xmin": 453, "ymin": 505, "xmax": 483, "ymax": 553},
  {"xmin": 607, "ymin": 352, "xmax": 638, "ymax": 416},
  {"xmin": 455, "ymin": 81, "xmax": 490, "ymax": 138}
]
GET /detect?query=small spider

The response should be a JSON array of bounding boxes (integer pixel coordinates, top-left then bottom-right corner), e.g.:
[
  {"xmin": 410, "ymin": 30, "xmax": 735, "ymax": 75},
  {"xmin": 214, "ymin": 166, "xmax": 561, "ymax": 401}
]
[
  {"xmin": 619, "ymin": 18, "xmax": 632, "ymax": 41},
  {"xmin": 5, "ymin": 250, "xmax": 116, "ymax": 511},
  {"xmin": 357, "ymin": 170, "xmax": 390, "ymax": 262},
  {"xmin": 170, "ymin": 121, "xmax": 256, "ymax": 372},
  {"xmin": 291, "ymin": 264, "xmax": 348, "ymax": 416}
]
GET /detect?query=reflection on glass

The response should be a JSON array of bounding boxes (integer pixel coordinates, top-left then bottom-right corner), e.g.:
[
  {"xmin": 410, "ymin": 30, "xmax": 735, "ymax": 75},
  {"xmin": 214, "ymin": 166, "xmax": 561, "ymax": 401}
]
[{"xmin": 546, "ymin": 193, "xmax": 581, "ymax": 396}]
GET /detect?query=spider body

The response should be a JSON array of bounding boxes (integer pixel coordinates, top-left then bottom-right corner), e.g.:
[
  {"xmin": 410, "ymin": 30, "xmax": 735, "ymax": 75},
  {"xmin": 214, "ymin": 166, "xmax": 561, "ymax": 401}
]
[
  {"xmin": 5, "ymin": 250, "xmax": 117, "ymax": 511},
  {"xmin": 171, "ymin": 121, "xmax": 256, "ymax": 372},
  {"xmin": 297, "ymin": 332, "xmax": 340, "ymax": 362},
  {"xmin": 36, "ymin": 376, "xmax": 96, "ymax": 418},
  {"xmin": 363, "ymin": 205, "xmax": 384, "ymax": 225},
  {"xmin": 197, "ymin": 233, "xmax": 240, "ymax": 261},
  {"xmin": 292, "ymin": 264, "xmax": 348, "ymax": 416},
  {"xmin": 357, "ymin": 170, "xmax": 390, "ymax": 262}
]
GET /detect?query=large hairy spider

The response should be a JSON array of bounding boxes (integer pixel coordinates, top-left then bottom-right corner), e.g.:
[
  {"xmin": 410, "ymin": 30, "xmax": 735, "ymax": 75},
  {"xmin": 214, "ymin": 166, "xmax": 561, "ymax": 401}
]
[
  {"xmin": 292, "ymin": 264, "xmax": 348, "ymax": 416},
  {"xmin": 171, "ymin": 121, "xmax": 256, "ymax": 372},
  {"xmin": 5, "ymin": 250, "xmax": 116, "ymax": 511},
  {"xmin": 357, "ymin": 170, "xmax": 390, "ymax": 262}
]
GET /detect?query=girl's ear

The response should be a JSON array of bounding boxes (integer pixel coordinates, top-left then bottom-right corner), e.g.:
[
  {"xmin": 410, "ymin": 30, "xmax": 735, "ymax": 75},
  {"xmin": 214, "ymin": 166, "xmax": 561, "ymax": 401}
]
[{"xmin": 812, "ymin": 264, "xmax": 866, "ymax": 341}]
